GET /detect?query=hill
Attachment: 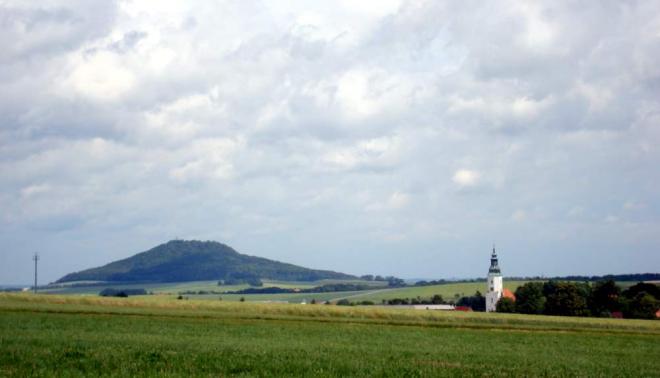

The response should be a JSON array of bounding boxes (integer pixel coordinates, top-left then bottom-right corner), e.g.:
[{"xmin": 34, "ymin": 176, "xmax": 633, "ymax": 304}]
[{"xmin": 55, "ymin": 240, "xmax": 355, "ymax": 283}]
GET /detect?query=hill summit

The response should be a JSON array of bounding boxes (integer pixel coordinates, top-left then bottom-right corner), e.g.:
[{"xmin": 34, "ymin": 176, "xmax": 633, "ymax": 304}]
[{"xmin": 56, "ymin": 240, "xmax": 355, "ymax": 283}]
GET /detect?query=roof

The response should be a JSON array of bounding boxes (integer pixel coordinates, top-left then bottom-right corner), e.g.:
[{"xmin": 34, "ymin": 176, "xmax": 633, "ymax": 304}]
[
  {"xmin": 488, "ymin": 247, "xmax": 501, "ymax": 274},
  {"xmin": 502, "ymin": 288, "xmax": 515, "ymax": 301}
]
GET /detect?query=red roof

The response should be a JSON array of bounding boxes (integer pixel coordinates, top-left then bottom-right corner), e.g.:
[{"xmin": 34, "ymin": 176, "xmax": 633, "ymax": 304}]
[
  {"xmin": 455, "ymin": 306, "xmax": 472, "ymax": 312},
  {"xmin": 502, "ymin": 288, "xmax": 515, "ymax": 301}
]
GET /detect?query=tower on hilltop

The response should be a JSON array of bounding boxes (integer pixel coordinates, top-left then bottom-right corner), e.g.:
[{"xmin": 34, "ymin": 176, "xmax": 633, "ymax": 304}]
[{"xmin": 485, "ymin": 246, "xmax": 503, "ymax": 312}]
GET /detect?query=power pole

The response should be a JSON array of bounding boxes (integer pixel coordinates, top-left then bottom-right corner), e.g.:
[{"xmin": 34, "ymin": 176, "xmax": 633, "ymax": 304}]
[{"xmin": 33, "ymin": 253, "xmax": 39, "ymax": 294}]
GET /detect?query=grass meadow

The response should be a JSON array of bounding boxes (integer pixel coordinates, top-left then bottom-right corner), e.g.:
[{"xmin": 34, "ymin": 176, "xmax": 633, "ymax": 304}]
[{"xmin": 1, "ymin": 293, "xmax": 659, "ymax": 377}]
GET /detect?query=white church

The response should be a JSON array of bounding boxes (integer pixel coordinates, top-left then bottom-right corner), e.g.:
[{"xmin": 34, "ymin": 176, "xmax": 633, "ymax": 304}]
[{"xmin": 486, "ymin": 246, "xmax": 504, "ymax": 312}]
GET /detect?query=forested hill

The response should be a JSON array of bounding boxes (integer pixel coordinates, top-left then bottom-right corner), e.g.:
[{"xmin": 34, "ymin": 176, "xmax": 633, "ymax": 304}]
[{"xmin": 56, "ymin": 240, "xmax": 355, "ymax": 283}]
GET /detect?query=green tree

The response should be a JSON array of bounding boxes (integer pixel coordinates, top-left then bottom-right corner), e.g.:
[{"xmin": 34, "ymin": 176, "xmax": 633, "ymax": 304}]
[
  {"xmin": 623, "ymin": 282, "xmax": 660, "ymax": 300},
  {"xmin": 515, "ymin": 282, "xmax": 546, "ymax": 314},
  {"xmin": 431, "ymin": 294, "xmax": 444, "ymax": 304},
  {"xmin": 496, "ymin": 297, "xmax": 516, "ymax": 313},
  {"xmin": 544, "ymin": 282, "xmax": 589, "ymax": 316},
  {"xmin": 590, "ymin": 280, "xmax": 621, "ymax": 316},
  {"xmin": 623, "ymin": 293, "xmax": 659, "ymax": 319}
]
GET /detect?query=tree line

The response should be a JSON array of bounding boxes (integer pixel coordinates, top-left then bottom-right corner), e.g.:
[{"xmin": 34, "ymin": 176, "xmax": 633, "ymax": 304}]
[{"xmin": 495, "ymin": 281, "xmax": 659, "ymax": 319}]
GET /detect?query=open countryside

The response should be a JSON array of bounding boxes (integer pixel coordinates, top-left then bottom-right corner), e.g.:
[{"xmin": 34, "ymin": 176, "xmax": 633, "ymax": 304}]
[
  {"xmin": 1, "ymin": 293, "xmax": 659, "ymax": 377},
  {"xmin": 2, "ymin": 242, "xmax": 658, "ymax": 376},
  {"xmin": 3, "ymin": 1, "xmax": 660, "ymax": 376}
]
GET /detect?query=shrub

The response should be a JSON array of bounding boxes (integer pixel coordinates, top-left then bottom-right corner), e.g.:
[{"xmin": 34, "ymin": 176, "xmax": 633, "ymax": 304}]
[
  {"xmin": 99, "ymin": 288, "xmax": 147, "ymax": 297},
  {"xmin": 496, "ymin": 297, "xmax": 516, "ymax": 313}
]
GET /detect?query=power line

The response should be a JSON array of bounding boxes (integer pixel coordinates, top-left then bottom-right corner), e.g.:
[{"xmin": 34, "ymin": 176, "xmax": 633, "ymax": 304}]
[{"xmin": 33, "ymin": 252, "xmax": 39, "ymax": 294}]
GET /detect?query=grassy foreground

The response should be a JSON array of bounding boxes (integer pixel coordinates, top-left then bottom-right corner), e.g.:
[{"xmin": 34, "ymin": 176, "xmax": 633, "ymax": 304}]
[{"xmin": 1, "ymin": 294, "xmax": 659, "ymax": 377}]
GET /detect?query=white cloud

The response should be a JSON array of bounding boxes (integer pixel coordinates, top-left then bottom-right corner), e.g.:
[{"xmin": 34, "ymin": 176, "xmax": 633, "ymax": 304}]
[
  {"xmin": 64, "ymin": 51, "xmax": 136, "ymax": 101},
  {"xmin": 452, "ymin": 169, "xmax": 480, "ymax": 187},
  {"xmin": 1, "ymin": 0, "xmax": 660, "ymax": 282}
]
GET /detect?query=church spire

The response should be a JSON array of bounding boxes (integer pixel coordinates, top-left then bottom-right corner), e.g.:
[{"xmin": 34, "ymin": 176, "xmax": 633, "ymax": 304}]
[{"xmin": 489, "ymin": 246, "xmax": 501, "ymax": 274}]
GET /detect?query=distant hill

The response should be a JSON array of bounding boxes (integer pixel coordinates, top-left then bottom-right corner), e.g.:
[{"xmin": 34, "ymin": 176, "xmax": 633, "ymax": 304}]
[{"xmin": 56, "ymin": 240, "xmax": 355, "ymax": 283}]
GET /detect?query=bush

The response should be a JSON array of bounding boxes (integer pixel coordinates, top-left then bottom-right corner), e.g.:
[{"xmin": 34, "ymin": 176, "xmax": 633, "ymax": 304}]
[
  {"xmin": 496, "ymin": 297, "xmax": 516, "ymax": 313},
  {"xmin": 336, "ymin": 299, "xmax": 351, "ymax": 306},
  {"xmin": 456, "ymin": 291, "xmax": 485, "ymax": 312},
  {"xmin": 99, "ymin": 288, "xmax": 147, "ymax": 297},
  {"xmin": 387, "ymin": 298, "xmax": 410, "ymax": 305}
]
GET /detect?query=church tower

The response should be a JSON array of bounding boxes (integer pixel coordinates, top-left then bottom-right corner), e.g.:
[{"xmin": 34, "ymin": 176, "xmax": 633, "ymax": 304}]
[{"xmin": 485, "ymin": 246, "xmax": 503, "ymax": 312}]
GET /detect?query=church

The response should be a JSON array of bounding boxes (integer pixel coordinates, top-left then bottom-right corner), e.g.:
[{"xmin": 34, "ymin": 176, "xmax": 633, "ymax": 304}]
[{"xmin": 486, "ymin": 247, "xmax": 504, "ymax": 312}]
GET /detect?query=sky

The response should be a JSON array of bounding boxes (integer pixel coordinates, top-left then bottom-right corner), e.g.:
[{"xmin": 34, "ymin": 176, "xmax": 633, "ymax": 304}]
[{"xmin": 1, "ymin": 0, "xmax": 660, "ymax": 284}]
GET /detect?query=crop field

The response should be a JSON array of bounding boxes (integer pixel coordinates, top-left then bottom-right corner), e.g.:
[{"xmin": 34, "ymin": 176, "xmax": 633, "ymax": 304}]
[
  {"xmin": 40, "ymin": 279, "xmax": 388, "ymax": 297},
  {"xmin": 339, "ymin": 281, "xmax": 530, "ymax": 303},
  {"xmin": 182, "ymin": 281, "xmax": 530, "ymax": 303},
  {"xmin": 1, "ymin": 293, "xmax": 658, "ymax": 377},
  {"xmin": 39, "ymin": 280, "xmax": 523, "ymax": 304}
]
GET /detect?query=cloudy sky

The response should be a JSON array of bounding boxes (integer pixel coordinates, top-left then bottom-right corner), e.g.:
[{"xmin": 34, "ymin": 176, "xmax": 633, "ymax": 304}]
[{"xmin": 1, "ymin": 0, "xmax": 659, "ymax": 284}]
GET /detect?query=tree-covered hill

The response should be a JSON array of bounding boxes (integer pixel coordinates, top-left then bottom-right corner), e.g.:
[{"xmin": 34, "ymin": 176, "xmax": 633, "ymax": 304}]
[{"xmin": 56, "ymin": 240, "xmax": 355, "ymax": 283}]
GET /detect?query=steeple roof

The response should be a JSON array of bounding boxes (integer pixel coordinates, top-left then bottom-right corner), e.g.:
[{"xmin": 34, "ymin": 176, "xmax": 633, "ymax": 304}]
[{"xmin": 489, "ymin": 246, "xmax": 501, "ymax": 274}]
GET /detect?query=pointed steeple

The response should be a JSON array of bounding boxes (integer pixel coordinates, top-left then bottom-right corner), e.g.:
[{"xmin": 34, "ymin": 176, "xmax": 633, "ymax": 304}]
[{"xmin": 489, "ymin": 246, "xmax": 501, "ymax": 274}]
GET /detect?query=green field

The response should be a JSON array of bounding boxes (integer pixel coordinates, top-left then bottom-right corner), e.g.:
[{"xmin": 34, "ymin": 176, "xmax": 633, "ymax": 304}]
[
  {"xmin": 1, "ymin": 294, "xmax": 658, "ymax": 377},
  {"xmin": 337, "ymin": 281, "xmax": 530, "ymax": 303},
  {"xmin": 39, "ymin": 280, "xmax": 524, "ymax": 304},
  {"xmin": 40, "ymin": 279, "xmax": 388, "ymax": 297}
]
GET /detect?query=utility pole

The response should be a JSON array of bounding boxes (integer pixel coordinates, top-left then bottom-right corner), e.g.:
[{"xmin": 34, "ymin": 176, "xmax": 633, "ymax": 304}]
[{"xmin": 33, "ymin": 253, "xmax": 39, "ymax": 294}]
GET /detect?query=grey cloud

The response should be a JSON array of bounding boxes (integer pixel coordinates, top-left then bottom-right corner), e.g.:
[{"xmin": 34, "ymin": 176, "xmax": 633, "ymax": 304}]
[
  {"xmin": 0, "ymin": 1, "xmax": 118, "ymax": 63},
  {"xmin": 1, "ymin": 1, "xmax": 659, "ymax": 283}
]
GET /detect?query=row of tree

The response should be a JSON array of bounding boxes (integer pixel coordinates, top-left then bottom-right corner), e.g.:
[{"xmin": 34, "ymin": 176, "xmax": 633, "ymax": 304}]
[
  {"xmin": 496, "ymin": 281, "xmax": 659, "ymax": 319},
  {"xmin": 359, "ymin": 275, "xmax": 406, "ymax": 287},
  {"xmin": 384, "ymin": 295, "xmax": 445, "ymax": 305}
]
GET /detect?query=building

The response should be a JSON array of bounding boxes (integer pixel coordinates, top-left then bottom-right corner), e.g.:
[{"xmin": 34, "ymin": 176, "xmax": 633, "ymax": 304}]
[
  {"xmin": 386, "ymin": 304, "xmax": 455, "ymax": 311},
  {"xmin": 411, "ymin": 304, "xmax": 455, "ymax": 311},
  {"xmin": 485, "ymin": 246, "xmax": 503, "ymax": 312},
  {"xmin": 502, "ymin": 288, "xmax": 515, "ymax": 301}
]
